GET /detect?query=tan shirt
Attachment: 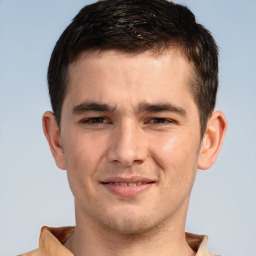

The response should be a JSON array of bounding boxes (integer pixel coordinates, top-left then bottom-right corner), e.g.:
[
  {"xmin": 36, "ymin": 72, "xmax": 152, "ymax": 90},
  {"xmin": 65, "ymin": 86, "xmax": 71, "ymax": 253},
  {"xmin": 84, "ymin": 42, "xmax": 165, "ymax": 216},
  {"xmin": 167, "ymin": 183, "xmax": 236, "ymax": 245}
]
[{"xmin": 19, "ymin": 226, "xmax": 219, "ymax": 256}]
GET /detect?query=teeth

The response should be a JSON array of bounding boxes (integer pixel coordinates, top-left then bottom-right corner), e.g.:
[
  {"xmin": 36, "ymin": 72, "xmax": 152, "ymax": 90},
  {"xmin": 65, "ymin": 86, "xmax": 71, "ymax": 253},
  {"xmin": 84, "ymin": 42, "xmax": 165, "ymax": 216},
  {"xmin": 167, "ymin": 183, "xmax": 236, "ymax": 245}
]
[
  {"xmin": 108, "ymin": 182, "xmax": 146, "ymax": 186},
  {"xmin": 128, "ymin": 183, "xmax": 136, "ymax": 186}
]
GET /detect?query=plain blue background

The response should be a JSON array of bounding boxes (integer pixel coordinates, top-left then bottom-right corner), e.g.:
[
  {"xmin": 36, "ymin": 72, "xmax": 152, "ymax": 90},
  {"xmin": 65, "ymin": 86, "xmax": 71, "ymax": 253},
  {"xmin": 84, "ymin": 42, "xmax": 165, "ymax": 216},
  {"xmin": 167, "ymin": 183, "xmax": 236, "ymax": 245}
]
[{"xmin": 0, "ymin": 1, "xmax": 255, "ymax": 255}]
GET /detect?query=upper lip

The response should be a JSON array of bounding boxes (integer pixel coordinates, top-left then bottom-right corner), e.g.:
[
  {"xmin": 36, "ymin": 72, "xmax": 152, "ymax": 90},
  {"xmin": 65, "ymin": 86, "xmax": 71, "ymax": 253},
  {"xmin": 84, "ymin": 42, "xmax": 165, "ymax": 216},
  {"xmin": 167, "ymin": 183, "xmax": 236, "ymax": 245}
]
[{"xmin": 101, "ymin": 176, "xmax": 155, "ymax": 184}]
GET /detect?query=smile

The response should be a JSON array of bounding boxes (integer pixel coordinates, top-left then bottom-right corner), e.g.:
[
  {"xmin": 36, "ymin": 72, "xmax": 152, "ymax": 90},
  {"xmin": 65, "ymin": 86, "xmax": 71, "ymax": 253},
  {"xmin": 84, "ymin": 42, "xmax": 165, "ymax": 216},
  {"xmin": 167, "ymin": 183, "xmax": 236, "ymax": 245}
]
[
  {"xmin": 101, "ymin": 178, "xmax": 155, "ymax": 197},
  {"xmin": 103, "ymin": 181, "xmax": 150, "ymax": 186}
]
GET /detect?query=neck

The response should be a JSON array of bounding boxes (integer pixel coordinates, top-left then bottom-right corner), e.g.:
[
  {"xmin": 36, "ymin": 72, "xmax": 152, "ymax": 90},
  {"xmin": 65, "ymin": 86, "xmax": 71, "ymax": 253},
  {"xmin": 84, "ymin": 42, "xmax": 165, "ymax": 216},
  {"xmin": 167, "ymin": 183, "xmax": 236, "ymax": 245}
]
[{"xmin": 64, "ymin": 200, "xmax": 195, "ymax": 256}]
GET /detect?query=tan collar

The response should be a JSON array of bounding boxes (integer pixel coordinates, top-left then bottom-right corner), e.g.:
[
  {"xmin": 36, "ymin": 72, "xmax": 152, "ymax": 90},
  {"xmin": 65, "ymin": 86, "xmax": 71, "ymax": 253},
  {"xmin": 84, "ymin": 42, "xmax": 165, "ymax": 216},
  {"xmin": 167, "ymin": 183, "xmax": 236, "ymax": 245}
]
[{"xmin": 20, "ymin": 226, "xmax": 218, "ymax": 256}]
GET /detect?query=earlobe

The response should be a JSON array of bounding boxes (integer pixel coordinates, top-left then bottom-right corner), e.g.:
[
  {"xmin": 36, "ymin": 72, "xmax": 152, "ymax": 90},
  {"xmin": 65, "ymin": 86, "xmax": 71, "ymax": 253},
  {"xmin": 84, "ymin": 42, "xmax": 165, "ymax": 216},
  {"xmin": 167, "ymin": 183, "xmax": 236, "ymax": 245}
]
[
  {"xmin": 42, "ymin": 111, "xmax": 66, "ymax": 170},
  {"xmin": 197, "ymin": 111, "xmax": 227, "ymax": 170}
]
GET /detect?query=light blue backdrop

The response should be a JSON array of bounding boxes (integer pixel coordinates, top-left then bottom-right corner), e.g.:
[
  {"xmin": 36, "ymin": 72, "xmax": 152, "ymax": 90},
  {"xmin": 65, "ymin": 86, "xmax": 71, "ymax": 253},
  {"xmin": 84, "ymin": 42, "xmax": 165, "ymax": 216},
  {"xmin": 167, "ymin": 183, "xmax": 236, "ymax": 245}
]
[{"xmin": 0, "ymin": 1, "xmax": 255, "ymax": 255}]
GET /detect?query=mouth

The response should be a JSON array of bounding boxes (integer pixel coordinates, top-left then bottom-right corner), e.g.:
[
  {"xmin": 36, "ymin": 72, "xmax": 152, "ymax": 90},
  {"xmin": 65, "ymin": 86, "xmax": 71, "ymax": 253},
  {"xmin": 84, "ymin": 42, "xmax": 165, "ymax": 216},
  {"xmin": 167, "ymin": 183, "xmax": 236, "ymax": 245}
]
[
  {"xmin": 100, "ymin": 177, "xmax": 155, "ymax": 197},
  {"xmin": 101, "ymin": 181, "xmax": 154, "ymax": 186}
]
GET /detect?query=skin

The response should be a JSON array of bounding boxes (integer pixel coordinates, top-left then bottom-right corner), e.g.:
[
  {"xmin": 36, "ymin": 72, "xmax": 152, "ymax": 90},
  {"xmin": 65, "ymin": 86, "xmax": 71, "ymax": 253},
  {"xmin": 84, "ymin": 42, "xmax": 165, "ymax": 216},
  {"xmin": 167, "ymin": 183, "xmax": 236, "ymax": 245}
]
[{"xmin": 43, "ymin": 49, "xmax": 227, "ymax": 256}]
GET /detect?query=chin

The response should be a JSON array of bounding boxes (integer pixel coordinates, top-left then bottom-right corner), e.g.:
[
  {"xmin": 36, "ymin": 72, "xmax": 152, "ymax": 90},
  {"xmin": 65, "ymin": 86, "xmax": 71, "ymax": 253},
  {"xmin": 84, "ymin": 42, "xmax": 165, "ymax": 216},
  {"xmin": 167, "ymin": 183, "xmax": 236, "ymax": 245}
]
[{"xmin": 97, "ymin": 212, "xmax": 164, "ymax": 236}]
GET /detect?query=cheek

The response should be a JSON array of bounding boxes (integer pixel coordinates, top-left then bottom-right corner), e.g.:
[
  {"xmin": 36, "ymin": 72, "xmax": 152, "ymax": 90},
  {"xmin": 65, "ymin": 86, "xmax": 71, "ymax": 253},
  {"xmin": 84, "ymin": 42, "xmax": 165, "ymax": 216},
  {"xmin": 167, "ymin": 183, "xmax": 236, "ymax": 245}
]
[
  {"xmin": 150, "ymin": 133, "xmax": 200, "ymax": 183},
  {"xmin": 151, "ymin": 133, "xmax": 196, "ymax": 163},
  {"xmin": 63, "ymin": 131, "xmax": 103, "ymax": 170},
  {"xmin": 62, "ymin": 134, "xmax": 102, "ymax": 196},
  {"xmin": 151, "ymin": 134, "xmax": 199, "ymax": 207}
]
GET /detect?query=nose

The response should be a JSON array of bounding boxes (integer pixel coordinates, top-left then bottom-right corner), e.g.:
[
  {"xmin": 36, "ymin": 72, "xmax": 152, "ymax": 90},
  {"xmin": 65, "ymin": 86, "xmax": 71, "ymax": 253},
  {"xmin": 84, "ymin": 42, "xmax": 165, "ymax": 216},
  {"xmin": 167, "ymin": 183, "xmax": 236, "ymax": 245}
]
[{"xmin": 106, "ymin": 121, "xmax": 147, "ymax": 167}]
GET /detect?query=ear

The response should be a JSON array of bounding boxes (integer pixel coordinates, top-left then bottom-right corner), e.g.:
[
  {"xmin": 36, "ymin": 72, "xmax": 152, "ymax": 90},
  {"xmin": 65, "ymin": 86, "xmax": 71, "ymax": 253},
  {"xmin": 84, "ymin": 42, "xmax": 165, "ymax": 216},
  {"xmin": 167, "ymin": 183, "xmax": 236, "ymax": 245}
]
[
  {"xmin": 197, "ymin": 111, "xmax": 227, "ymax": 170},
  {"xmin": 42, "ymin": 111, "xmax": 66, "ymax": 170}
]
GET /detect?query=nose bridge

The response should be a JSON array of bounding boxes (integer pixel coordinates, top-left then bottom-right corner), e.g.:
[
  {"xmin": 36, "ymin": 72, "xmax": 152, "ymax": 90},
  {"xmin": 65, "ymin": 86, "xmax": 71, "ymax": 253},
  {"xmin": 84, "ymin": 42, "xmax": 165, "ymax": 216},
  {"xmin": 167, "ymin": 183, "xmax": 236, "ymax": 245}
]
[{"xmin": 107, "ymin": 119, "xmax": 147, "ymax": 166}]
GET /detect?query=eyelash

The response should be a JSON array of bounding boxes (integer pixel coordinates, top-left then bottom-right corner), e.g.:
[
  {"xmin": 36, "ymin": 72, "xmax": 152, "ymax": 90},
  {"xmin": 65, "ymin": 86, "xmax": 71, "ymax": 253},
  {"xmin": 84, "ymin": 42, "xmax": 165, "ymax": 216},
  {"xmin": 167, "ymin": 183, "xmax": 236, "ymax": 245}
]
[
  {"xmin": 80, "ymin": 117, "xmax": 177, "ymax": 126},
  {"xmin": 145, "ymin": 118, "xmax": 176, "ymax": 125},
  {"xmin": 80, "ymin": 117, "xmax": 111, "ymax": 124}
]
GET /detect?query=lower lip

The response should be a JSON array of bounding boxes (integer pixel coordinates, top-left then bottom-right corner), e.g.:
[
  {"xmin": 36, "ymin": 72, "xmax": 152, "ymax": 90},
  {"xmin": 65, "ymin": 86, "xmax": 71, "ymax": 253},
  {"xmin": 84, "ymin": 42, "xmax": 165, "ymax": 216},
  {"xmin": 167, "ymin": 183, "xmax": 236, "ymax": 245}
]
[{"xmin": 102, "ymin": 183, "xmax": 154, "ymax": 197}]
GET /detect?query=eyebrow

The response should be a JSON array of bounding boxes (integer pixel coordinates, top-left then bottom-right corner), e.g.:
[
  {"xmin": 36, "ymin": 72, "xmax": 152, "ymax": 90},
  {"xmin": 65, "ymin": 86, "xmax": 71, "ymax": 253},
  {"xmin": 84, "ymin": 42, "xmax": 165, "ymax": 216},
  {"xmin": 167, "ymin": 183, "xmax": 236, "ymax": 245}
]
[
  {"xmin": 72, "ymin": 102, "xmax": 116, "ymax": 115},
  {"xmin": 72, "ymin": 101, "xmax": 186, "ymax": 117},
  {"xmin": 137, "ymin": 103, "xmax": 187, "ymax": 117}
]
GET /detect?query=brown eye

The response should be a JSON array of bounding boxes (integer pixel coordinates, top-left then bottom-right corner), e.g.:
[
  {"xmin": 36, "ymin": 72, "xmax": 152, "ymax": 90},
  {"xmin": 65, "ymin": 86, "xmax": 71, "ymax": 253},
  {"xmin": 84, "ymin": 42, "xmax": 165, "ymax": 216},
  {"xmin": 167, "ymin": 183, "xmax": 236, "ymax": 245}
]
[
  {"xmin": 81, "ymin": 117, "xmax": 110, "ymax": 124},
  {"xmin": 147, "ymin": 118, "xmax": 175, "ymax": 124},
  {"xmin": 87, "ymin": 117, "xmax": 105, "ymax": 123}
]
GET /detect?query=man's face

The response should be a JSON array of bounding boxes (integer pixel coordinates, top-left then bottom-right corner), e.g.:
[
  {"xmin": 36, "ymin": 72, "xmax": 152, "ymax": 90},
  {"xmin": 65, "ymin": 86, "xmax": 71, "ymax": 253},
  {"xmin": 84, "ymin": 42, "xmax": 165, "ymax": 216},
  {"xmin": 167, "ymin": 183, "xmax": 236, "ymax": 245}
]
[{"xmin": 59, "ymin": 49, "xmax": 202, "ymax": 234}]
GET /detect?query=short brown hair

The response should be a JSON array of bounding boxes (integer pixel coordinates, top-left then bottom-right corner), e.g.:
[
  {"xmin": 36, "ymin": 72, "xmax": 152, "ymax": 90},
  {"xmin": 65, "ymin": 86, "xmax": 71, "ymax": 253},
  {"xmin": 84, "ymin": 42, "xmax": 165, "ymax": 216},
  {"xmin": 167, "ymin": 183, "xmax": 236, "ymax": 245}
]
[{"xmin": 48, "ymin": 0, "xmax": 218, "ymax": 135}]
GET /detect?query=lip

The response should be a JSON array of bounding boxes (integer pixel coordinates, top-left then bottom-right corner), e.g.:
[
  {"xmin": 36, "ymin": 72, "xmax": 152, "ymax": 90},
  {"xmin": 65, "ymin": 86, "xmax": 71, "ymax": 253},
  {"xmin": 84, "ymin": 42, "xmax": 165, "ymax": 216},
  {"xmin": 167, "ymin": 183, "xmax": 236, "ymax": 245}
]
[
  {"xmin": 101, "ymin": 175, "xmax": 155, "ymax": 184},
  {"xmin": 100, "ymin": 176, "xmax": 155, "ymax": 197}
]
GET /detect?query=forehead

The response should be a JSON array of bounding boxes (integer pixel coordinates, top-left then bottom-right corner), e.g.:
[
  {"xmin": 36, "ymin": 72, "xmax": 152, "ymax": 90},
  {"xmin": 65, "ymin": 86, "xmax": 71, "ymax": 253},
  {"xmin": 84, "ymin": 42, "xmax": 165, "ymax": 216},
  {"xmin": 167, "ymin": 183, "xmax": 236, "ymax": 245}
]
[
  {"xmin": 69, "ymin": 48, "xmax": 192, "ymax": 72},
  {"xmin": 65, "ymin": 49, "xmax": 195, "ymax": 111}
]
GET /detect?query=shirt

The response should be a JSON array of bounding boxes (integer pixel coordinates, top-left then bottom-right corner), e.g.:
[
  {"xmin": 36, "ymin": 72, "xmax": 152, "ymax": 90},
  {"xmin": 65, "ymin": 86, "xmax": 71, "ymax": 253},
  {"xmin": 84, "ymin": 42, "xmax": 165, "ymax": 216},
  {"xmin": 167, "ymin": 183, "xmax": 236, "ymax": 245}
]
[{"xmin": 19, "ymin": 226, "xmax": 219, "ymax": 256}]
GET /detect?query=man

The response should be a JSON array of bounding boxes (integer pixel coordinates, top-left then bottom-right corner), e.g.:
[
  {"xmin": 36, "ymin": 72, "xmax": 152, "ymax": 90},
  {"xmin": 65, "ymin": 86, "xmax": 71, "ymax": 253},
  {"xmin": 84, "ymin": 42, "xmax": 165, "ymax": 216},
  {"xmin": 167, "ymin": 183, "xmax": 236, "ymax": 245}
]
[{"xmin": 20, "ymin": 0, "xmax": 227, "ymax": 255}]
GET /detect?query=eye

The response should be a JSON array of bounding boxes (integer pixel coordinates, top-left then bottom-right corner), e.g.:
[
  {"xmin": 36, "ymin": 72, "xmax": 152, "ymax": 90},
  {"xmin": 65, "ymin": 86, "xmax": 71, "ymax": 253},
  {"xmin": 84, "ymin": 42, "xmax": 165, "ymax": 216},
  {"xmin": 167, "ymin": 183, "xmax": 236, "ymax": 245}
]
[
  {"xmin": 80, "ymin": 117, "xmax": 111, "ymax": 124},
  {"xmin": 146, "ymin": 118, "xmax": 176, "ymax": 125}
]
